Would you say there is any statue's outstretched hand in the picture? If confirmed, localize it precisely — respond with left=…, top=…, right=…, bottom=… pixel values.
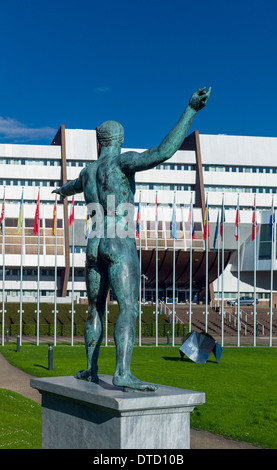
left=51, top=188, right=65, bottom=198
left=189, top=87, right=211, bottom=112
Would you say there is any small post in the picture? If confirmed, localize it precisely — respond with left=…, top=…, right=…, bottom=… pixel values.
left=182, top=325, right=186, bottom=343
left=48, top=343, right=53, bottom=371
left=167, top=330, right=170, bottom=344
left=6, top=328, right=9, bottom=343
left=16, top=333, right=20, bottom=352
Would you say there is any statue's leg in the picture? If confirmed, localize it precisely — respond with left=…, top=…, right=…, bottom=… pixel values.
left=76, top=256, right=109, bottom=382
left=108, top=240, right=157, bottom=392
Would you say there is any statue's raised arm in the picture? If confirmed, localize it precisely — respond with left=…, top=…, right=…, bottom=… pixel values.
left=119, top=87, right=211, bottom=173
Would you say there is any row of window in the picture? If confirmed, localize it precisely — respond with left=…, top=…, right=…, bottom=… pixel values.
left=203, top=165, right=277, bottom=174
left=0, top=268, right=85, bottom=277
left=1, top=158, right=277, bottom=175
left=205, top=186, right=277, bottom=194
left=0, top=158, right=61, bottom=166
left=156, top=164, right=195, bottom=171
left=0, top=179, right=59, bottom=187
left=136, top=183, right=193, bottom=191
left=216, top=292, right=270, bottom=300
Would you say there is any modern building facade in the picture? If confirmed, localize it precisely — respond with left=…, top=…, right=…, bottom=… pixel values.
left=1, top=126, right=277, bottom=305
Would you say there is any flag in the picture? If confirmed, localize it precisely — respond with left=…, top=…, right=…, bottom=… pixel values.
left=188, top=197, right=195, bottom=239
left=52, top=195, right=57, bottom=235
left=85, top=213, right=90, bottom=240
left=17, top=192, right=24, bottom=234
left=34, top=193, right=40, bottom=236
left=203, top=198, right=210, bottom=240
left=235, top=197, right=240, bottom=241
left=68, top=196, right=74, bottom=226
left=213, top=210, right=219, bottom=253
left=0, top=193, right=5, bottom=233
left=136, top=199, right=141, bottom=238
left=171, top=200, right=177, bottom=239
left=270, top=196, right=275, bottom=242
left=251, top=196, right=257, bottom=241
left=220, top=197, right=225, bottom=239
left=155, top=193, right=158, bottom=238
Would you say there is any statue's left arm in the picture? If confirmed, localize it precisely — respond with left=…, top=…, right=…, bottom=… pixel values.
left=119, top=87, right=211, bottom=173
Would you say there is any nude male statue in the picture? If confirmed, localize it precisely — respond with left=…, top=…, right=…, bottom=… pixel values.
left=53, top=87, right=211, bottom=391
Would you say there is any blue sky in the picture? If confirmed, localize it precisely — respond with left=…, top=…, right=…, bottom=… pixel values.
left=0, top=0, right=277, bottom=149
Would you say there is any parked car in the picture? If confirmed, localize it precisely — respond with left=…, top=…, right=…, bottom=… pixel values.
left=227, top=296, right=259, bottom=306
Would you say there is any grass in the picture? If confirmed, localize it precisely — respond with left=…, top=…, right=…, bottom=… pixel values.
left=0, top=389, right=41, bottom=449
left=1, top=343, right=277, bottom=449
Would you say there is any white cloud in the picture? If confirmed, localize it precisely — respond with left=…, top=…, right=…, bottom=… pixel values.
left=0, top=116, right=56, bottom=142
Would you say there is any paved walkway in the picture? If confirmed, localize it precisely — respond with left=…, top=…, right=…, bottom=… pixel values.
left=0, top=350, right=263, bottom=449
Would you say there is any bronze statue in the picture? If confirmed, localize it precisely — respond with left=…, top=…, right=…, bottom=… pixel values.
left=53, top=87, right=211, bottom=391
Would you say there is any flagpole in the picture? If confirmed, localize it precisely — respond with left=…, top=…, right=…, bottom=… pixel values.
left=1, top=189, right=5, bottom=346
left=221, top=193, right=225, bottom=347
left=205, top=194, right=209, bottom=332
left=172, top=191, right=176, bottom=347
left=253, top=194, right=257, bottom=347
left=19, top=189, right=24, bottom=346
left=237, top=193, right=240, bottom=348
left=217, top=220, right=220, bottom=311
left=155, top=191, right=158, bottom=347
left=36, top=189, right=40, bottom=346
left=54, top=198, right=57, bottom=347
left=139, top=191, right=142, bottom=347
left=270, top=196, right=274, bottom=347
left=189, top=192, right=193, bottom=332
left=71, top=217, right=75, bottom=347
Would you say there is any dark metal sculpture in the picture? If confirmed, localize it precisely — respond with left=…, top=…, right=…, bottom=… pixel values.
left=53, top=87, right=211, bottom=392
left=179, top=331, right=223, bottom=364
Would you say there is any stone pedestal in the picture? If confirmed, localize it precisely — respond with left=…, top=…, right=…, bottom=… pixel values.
left=31, top=374, right=205, bottom=449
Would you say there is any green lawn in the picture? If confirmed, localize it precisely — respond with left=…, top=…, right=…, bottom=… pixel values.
left=1, top=343, right=277, bottom=449
left=0, top=389, right=41, bottom=449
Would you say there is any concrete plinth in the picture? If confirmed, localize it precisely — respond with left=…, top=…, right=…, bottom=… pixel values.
left=30, top=374, right=205, bottom=449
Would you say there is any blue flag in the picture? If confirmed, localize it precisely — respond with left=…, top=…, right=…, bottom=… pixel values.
left=171, top=203, right=177, bottom=239
left=213, top=210, right=219, bottom=253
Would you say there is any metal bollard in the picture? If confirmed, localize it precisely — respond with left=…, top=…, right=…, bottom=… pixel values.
left=182, top=325, right=187, bottom=343
left=48, top=343, right=53, bottom=371
left=16, top=333, right=20, bottom=352
left=6, top=329, right=9, bottom=343
left=167, top=331, right=170, bottom=344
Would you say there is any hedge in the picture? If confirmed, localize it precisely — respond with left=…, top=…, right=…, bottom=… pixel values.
left=7, top=321, right=187, bottom=338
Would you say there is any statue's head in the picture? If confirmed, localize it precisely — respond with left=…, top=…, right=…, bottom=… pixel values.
left=97, top=120, right=124, bottom=148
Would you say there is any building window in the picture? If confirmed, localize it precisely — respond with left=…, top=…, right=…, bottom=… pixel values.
left=259, top=224, right=273, bottom=260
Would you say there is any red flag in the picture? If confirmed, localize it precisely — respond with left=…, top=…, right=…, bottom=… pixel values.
left=68, top=196, right=74, bottom=226
left=203, top=206, right=209, bottom=240
left=235, top=206, right=240, bottom=241
left=34, top=193, right=40, bottom=236
left=251, top=196, right=257, bottom=241
left=52, top=196, right=57, bottom=235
